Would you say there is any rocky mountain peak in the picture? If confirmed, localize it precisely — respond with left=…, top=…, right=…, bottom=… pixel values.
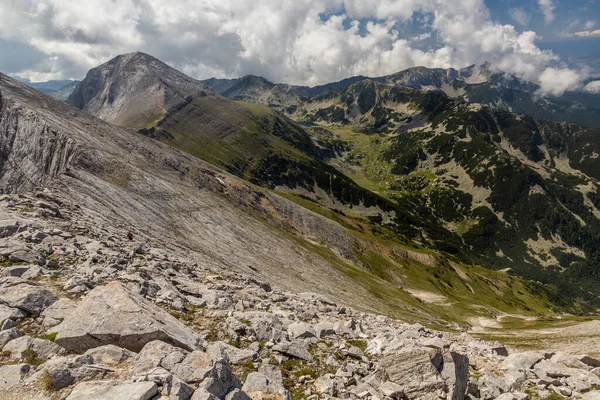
left=66, top=52, right=211, bottom=128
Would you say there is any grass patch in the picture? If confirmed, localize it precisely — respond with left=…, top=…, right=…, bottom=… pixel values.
left=39, top=332, right=58, bottom=342
left=22, top=349, right=44, bottom=367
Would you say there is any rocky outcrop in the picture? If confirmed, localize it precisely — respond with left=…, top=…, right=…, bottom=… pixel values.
left=53, top=282, right=203, bottom=353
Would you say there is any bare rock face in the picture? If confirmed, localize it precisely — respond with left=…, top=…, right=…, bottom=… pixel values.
left=379, top=347, right=468, bottom=400
left=65, top=380, right=158, bottom=400
left=66, top=52, right=211, bottom=128
left=53, top=282, right=203, bottom=353
left=0, top=278, right=58, bottom=316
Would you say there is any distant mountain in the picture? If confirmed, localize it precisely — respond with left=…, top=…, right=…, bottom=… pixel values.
left=66, top=53, right=413, bottom=230
left=67, top=52, right=212, bottom=128
left=17, top=79, right=80, bottom=100
left=70, top=53, right=600, bottom=309
left=206, top=64, right=600, bottom=128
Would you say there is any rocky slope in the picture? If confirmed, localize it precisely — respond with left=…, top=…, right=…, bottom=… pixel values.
left=65, top=54, right=600, bottom=309
left=2, top=194, right=600, bottom=400
left=2, top=56, right=600, bottom=399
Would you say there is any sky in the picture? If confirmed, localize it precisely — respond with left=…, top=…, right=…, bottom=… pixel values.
left=0, top=0, right=599, bottom=96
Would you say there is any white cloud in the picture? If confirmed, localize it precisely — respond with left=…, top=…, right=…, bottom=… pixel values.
left=573, top=29, right=600, bottom=38
left=509, top=8, right=531, bottom=27
left=584, top=81, right=600, bottom=94
left=537, top=68, right=586, bottom=97
left=0, top=0, right=589, bottom=98
left=585, top=20, right=597, bottom=30
left=538, top=0, right=555, bottom=24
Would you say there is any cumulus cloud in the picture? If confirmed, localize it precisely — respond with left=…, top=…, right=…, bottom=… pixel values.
left=537, top=68, right=586, bottom=96
left=538, top=0, right=555, bottom=24
left=0, top=0, right=589, bottom=97
left=509, top=8, right=531, bottom=27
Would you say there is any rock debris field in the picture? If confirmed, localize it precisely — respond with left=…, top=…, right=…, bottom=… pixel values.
left=1, top=193, right=600, bottom=400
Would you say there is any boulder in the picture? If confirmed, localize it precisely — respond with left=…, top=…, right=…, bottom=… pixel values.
left=225, top=388, right=252, bottom=400
left=580, top=355, right=600, bottom=368
left=0, top=363, right=30, bottom=389
left=33, top=354, right=104, bottom=390
left=242, top=370, right=291, bottom=400
left=134, top=340, right=187, bottom=377
left=171, top=351, right=213, bottom=383
left=2, top=335, right=64, bottom=361
left=65, top=380, right=158, bottom=400
left=0, top=327, right=23, bottom=346
left=41, top=297, right=78, bottom=327
left=314, top=322, right=336, bottom=338
left=53, top=282, right=203, bottom=353
left=287, top=322, right=315, bottom=339
left=378, top=347, right=468, bottom=400
left=347, top=345, right=365, bottom=360
left=206, top=341, right=257, bottom=365
left=198, top=359, right=241, bottom=399
left=84, top=345, right=136, bottom=367
left=0, top=278, right=57, bottom=316
left=379, top=381, right=404, bottom=398
left=314, top=373, right=339, bottom=395
left=501, top=351, right=545, bottom=371
left=271, top=340, right=313, bottom=362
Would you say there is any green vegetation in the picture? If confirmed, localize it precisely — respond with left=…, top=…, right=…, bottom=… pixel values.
left=22, top=349, right=44, bottom=367
left=39, top=332, right=58, bottom=342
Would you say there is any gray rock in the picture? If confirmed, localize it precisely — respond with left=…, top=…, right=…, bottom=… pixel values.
left=224, top=388, right=251, bottom=400
left=379, top=381, right=404, bottom=398
left=2, top=335, right=64, bottom=361
left=0, top=278, right=58, bottom=316
left=0, top=220, right=25, bottom=238
left=168, top=377, right=195, bottom=400
left=65, top=380, right=158, bottom=400
left=501, top=351, right=546, bottom=371
left=33, top=354, right=102, bottom=389
left=0, top=363, right=30, bottom=389
left=206, top=341, right=257, bottom=365
left=272, top=340, right=313, bottom=362
left=84, top=344, right=136, bottom=366
left=314, top=373, right=338, bottom=395
left=439, top=350, right=469, bottom=400
left=1, top=265, right=31, bottom=277
left=0, top=327, right=23, bottom=346
left=134, top=340, right=187, bottom=376
left=314, top=322, right=336, bottom=338
left=197, top=359, right=241, bottom=399
left=190, top=389, right=219, bottom=400
left=53, top=282, right=203, bottom=353
left=550, top=352, right=589, bottom=370
left=41, top=297, right=77, bottom=326
left=580, top=355, right=600, bottom=368
left=242, top=371, right=291, bottom=400
left=347, top=345, right=365, bottom=360
left=171, top=351, right=213, bottom=383
left=581, top=391, right=600, bottom=400
left=495, top=394, right=517, bottom=400
left=378, top=348, right=445, bottom=399
left=287, top=322, right=316, bottom=339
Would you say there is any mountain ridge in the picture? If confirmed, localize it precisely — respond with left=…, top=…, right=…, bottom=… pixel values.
left=205, top=63, right=600, bottom=128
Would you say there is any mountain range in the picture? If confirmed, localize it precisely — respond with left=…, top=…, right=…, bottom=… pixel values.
left=3, top=51, right=600, bottom=322
left=50, top=51, right=600, bottom=314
